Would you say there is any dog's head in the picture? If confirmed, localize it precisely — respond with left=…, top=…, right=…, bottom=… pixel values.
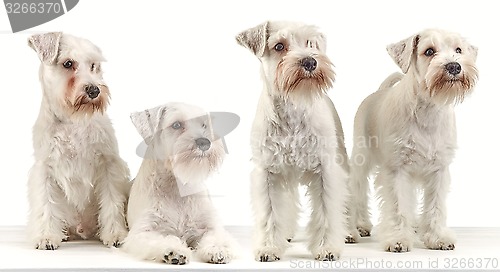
left=387, top=29, right=478, bottom=105
left=131, top=102, right=225, bottom=185
left=236, top=21, right=335, bottom=102
left=29, top=32, right=109, bottom=118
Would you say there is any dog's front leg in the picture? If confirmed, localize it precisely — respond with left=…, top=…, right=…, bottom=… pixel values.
left=27, top=162, right=68, bottom=250
left=196, top=228, right=235, bottom=264
left=95, top=155, right=130, bottom=247
left=306, top=162, right=348, bottom=261
left=122, top=228, right=191, bottom=264
left=251, top=167, right=291, bottom=262
left=421, top=167, right=456, bottom=250
left=377, top=167, right=416, bottom=252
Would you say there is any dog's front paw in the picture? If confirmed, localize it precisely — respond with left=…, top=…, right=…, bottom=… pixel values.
left=163, top=250, right=189, bottom=265
left=423, top=230, right=456, bottom=250
left=198, top=246, right=232, bottom=264
left=314, top=247, right=341, bottom=261
left=357, top=227, right=371, bottom=237
left=346, top=229, right=361, bottom=244
left=345, top=234, right=358, bottom=244
left=256, top=246, right=281, bottom=262
left=428, top=240, right=455, bottom=250
left=100, top=229, right=128, bottom=248
left=385, top=241, right=411, bottom=253
left=35, top=237, right=62, bottom=250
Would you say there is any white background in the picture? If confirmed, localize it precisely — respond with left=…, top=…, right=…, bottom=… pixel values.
left=0, top=0, right=498, bottom=228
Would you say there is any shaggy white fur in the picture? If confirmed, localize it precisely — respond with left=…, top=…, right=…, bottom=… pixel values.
left=27, top=32, right=130, bottom=250
left=349, top=29, right=478, bottom=252
left=122, top=102, right=235, bottom=265
left=237, top=21, right=350, bottom=261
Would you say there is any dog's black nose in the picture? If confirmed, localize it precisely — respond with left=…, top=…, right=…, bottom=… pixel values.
left=301, top=57, right=317, bottom=72
left=445, top=62, right=461, bottom=75
left=85, top=85, right=100, bottom=99
left=195, top=137, right=211, bottom=151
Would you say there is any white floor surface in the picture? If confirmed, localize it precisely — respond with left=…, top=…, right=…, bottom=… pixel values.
left=0, top=226, right=499, bottom=271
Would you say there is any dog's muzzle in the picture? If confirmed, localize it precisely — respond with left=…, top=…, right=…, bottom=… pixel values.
left=84, top=85, right=101, bottom=99
left=445, top=62, right=461, bottom=76
left=301, top=57, right=317, bottom=72
left=195, top=137, right=211, bottom=151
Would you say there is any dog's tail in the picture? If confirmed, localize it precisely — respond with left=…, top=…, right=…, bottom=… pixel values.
left=378, top=72, right=403, bottom=91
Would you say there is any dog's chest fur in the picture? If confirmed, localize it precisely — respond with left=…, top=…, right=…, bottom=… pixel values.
left=49, top=121, right=107, bottom=169
left=35, top=115, right=114, bottom=204
left=262, top=99, right=321, bottom=172
left=393, top=100, right=456, bottom=171
left=52, top=124, right=99, bottom=160
left=145, top=169, right=212, bottom=246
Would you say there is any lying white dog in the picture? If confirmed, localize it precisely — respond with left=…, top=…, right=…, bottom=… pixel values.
left=121, top=102, right=235, bottom=264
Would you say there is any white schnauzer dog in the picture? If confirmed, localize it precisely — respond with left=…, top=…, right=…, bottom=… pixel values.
left=27, top=32, right=131, bottom=250
left=122, top=102, right=235, bottom=265
left=349, top=29, right=478, bottom=252
left=236, top=21, right=350, bottom=261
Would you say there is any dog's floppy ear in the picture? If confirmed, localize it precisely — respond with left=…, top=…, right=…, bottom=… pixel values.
left=28, top=32, right=62, bottom=65
left=236, top=21, right=269, bottom=57
left=387, top=34, right=420, bottom=73
left=130, top=105, right=168, bottom=145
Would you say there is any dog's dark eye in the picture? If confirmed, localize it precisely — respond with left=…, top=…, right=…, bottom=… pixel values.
left=424, top=48, right=435, bottom=57
left=91, top=63, right=96, bottom=71
left=456, top=47, right=462, bottom=54
left=62, top=60, right=73, bottom=69
left=171, top=121, right=182, bottom=130
left=274, top=43, right=285, bottom=51
left=202, top=123, right=207, bottom=129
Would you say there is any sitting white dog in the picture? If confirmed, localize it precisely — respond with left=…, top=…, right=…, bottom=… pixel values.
left=121, top=102, right=235, bottom=265
left=27, top=32, right=130, bottom=250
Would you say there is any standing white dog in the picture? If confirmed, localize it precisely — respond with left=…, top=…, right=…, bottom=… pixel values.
left=122, top=102, right=235, bottom=265
left=349, top=29, right=478, bottom=252
left=27, top=32, right=131, bottom=250
left=236, top=21, right=350, bottom=261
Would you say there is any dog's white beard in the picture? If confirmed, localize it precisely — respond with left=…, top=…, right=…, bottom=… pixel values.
left=170, top=150, right=223, bottom=197
left=424, top=59, right=478, bottom=105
